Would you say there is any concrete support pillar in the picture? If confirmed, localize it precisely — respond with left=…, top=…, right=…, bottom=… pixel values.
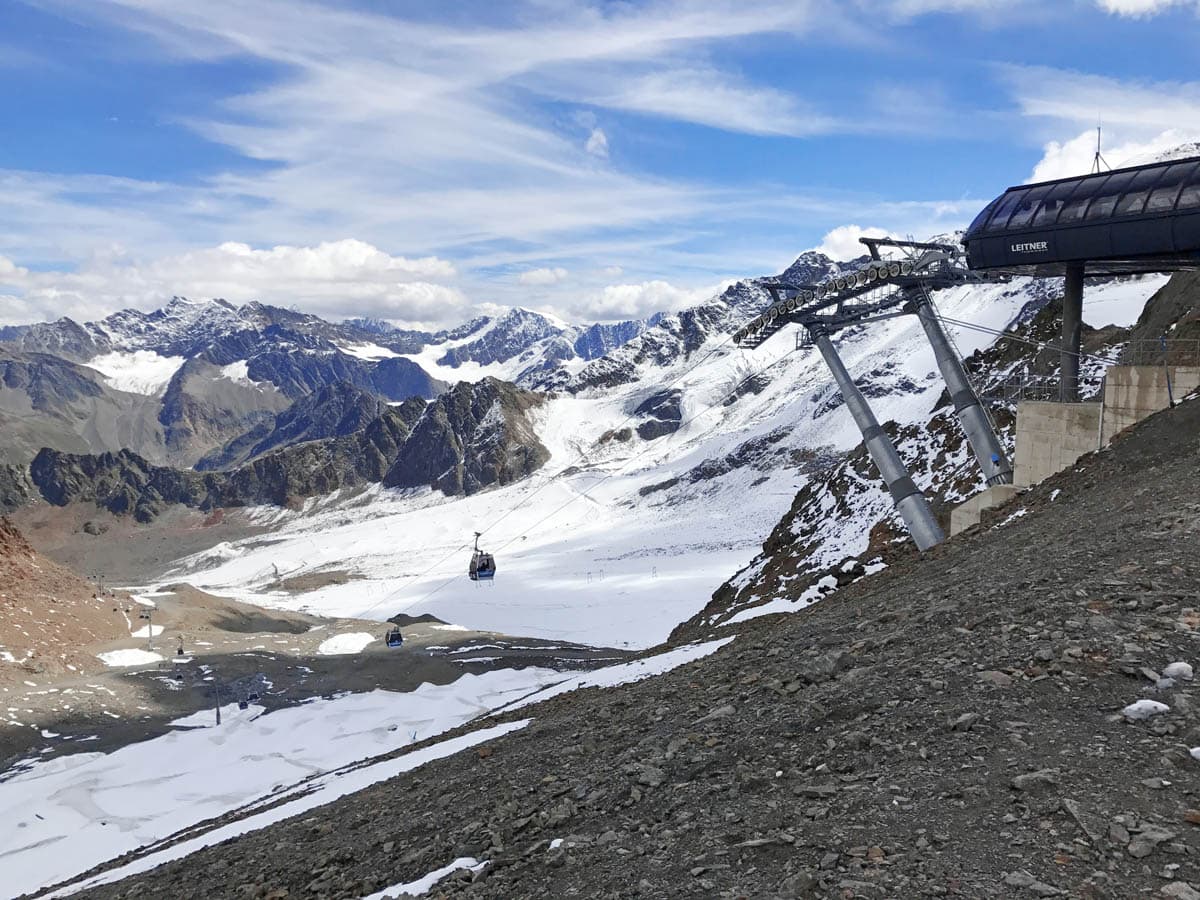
left=812, top=330, right=945, bottom=551
left=1061, top=263, right=1084, bottom=403
left=913, top=297, right=1014, bottom=486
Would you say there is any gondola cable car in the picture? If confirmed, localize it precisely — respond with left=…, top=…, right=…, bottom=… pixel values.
left=469, top=532, right=496, bottom=582
left=384, top=626, right=404, bottom=648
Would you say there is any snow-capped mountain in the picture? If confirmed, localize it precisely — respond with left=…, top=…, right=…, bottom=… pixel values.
left=0, top=299, right=660, bottom=467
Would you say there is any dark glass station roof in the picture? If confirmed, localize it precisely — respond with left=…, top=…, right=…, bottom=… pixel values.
left=963, top=156, right=1200, bottom=274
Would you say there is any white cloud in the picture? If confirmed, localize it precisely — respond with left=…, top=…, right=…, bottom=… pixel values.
left=1029, top=128, right=1200, bottom=181
left=585, top=127, right=609, bottom=158
left=518, top=266, right=569, bottom=286
left=0, top=1, right=1086, bottom=329
left=1094, top=0, right=1185, bottom=15
left=999, top=65, right=1200, bottom=182
left=569, top=279, right=733, bottom=321
left=579, top=66, right=836, bottom=137
left=0, top=240, right=465, bottom=327
left=815, top=225, right=890, bottom=261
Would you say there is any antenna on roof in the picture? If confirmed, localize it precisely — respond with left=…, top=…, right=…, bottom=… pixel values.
left=1091, top=123, right=1111, bottom=174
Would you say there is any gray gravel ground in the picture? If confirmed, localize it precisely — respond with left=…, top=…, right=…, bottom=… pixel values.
left=49, top=396, right=1200, bottom=899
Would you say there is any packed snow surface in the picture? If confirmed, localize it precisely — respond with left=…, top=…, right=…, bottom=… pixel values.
left=84, top=350, right=184, bottom=395
left=5, top=638, right=728, bottom=897
left=95, top=649, right=163, bottom=667
left=316, top=632, right=376, bottom=655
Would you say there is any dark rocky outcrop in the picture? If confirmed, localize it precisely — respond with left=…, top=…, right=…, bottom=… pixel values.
left=0, top=463, right=34, bottom=513
left=383, top=378, right=550, bottom=495
left=26, top=398, right=426, bottom=522
left=18, top=378, right=550, bottom=520
left=196, top=382, right=390, bottom=471
left=633, top=388, right=683, bottom=440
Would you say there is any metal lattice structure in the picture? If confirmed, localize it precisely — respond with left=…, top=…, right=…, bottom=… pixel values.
left=735, top=239, right=991, bottom=348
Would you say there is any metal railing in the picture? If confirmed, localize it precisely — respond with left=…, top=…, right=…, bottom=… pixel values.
left=1115, top=339, right=1200, bottom=367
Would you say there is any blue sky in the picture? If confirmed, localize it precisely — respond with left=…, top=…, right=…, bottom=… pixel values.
left=1, top=0, right=1198, bottom=327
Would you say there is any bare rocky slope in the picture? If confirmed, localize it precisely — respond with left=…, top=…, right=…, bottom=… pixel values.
left=64, top=392, right=1200, bottom=899
left=0, top=517, right=127, bottom=687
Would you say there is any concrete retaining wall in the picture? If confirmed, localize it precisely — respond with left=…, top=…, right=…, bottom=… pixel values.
left=1100, top=365, right=1200, bottom=444
left=1013, top=401, right=1102, bottom=488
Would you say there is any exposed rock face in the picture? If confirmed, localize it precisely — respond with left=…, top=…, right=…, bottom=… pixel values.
left=573, top=315, right=665, bottom=361
left=383, top=378, right=550, bottom=495
left=0, top=297, right=659, bottom=465
left=26, top=398, right=425, bottom=522
left=437, top=309, right=562, bottom=369
left=0, top=350, right=167, bottom=465
left=16, top=378, right=550, bottom=520
left=633, top=389, right=683, bottom=441
left=197, top=382, right=390, bottom=470
left=0, top=298, right=446, bottom=467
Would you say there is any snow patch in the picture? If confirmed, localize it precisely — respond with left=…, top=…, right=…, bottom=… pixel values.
left=218, top=360, right=261, bottom=385
left=96, top=649, right=164, bottom=667
left=1122, top=699, right=1170, bottom=720
left=85, top=351, right=184, bottom=396
left=1164, top=662, right=1194, bottom=681
left=338, top=341, right=401, bottom=361
left=364, top=858, right=488, bottom=899
left=316, top=632, right=376, bottom=655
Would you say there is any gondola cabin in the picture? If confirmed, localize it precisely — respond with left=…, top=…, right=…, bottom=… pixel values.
left=469, top=531, right=496, bottom=581
left=384, top=627, right=404, bottom=648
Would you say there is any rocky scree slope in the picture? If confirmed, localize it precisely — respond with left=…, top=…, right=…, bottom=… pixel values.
left=0, top=379, right=550, bottom=521
left=72, top=393, right=1200, bottom=900
left=685, top=273, right=1198, bottom=633
left=0, top=517, right=127, bottom=687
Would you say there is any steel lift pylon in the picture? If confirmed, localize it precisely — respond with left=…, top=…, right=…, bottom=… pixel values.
left=735, top=237, right=1013, bottom=551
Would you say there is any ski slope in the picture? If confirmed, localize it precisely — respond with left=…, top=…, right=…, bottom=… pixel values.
left=150, top=275, right=1171, bottom=648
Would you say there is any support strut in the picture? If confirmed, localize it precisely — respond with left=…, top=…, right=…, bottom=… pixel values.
left=1061, top=263, right=1084, bottom=402
left=912, top=296, right=1014, bottom=486
left=811, top=329, right=945, bottom=551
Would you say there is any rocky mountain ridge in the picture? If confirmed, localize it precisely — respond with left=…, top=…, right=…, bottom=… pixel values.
left=2, top=378, right=549, bottom=522
left=0, top=298, right=663, bottom=468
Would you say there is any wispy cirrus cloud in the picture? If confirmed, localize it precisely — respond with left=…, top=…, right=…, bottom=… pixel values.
left=5, top=0, right=1166, bottom=326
